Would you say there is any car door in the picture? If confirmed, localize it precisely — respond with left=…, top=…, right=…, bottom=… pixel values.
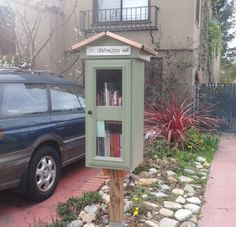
left=49, top=85, right=85, bottom=165
left=0, top=82, right=49, bottom=188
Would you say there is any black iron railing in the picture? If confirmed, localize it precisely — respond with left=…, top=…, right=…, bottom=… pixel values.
left=80, top=6, right=159, bottom=33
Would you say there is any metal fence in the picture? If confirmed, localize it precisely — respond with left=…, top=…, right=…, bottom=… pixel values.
left=194, top=83, right=236, bottom=133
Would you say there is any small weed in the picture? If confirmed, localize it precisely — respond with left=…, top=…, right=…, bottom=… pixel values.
left=57, top=191, right=101, bottom=223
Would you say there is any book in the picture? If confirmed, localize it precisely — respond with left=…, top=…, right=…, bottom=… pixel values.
left=97, top=81, right=122, bottom=106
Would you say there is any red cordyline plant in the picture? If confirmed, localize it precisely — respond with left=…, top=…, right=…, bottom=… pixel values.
left=144, top=93, right=218, bottom=147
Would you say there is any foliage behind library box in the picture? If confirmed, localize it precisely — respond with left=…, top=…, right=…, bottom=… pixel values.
left=144, top=93, right=217, bottom=148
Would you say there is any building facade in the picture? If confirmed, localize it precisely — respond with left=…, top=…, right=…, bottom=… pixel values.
left=0, top=0, right=220, bottom=101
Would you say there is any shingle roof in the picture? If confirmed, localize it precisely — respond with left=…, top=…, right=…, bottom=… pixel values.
left=71, top=31, right=158, bottom=56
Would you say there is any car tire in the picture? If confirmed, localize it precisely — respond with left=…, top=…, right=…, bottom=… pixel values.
left=27, top=146, right=61, bottom=202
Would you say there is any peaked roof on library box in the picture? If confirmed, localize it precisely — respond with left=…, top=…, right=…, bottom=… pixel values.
left=71, top=31, right=158, bottom=56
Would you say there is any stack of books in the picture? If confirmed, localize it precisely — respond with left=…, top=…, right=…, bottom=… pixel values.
left=97, top=82, right=122, bottom=106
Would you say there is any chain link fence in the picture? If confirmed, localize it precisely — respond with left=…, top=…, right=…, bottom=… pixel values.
left=194, top=83, right=236, bottom=133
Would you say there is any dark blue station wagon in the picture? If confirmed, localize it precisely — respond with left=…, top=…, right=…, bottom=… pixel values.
left=0, top=69, right=85, bottom=202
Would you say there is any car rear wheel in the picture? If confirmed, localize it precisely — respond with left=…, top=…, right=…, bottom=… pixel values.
left=27, top=146, right=61, bottom=202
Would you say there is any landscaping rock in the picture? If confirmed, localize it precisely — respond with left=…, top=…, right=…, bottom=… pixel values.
left=137, top=178, right=158, bottom=186
left=102, top=193, right=110, bottom=204
left=84, top=205, right=99, bottom=216
left=167, top=170, right=177, bottom=177
left=179, top=176, right=193, bottom=183
left=160, top=184, right=171, bottom=191
left=143, top=201, right=159, bottom=210
left=164, top=201, right=182, bottom=210
left=197, top=156, right=206, bottom=163
left=184, top=184, right=195, bottom=193
left=184, top=169, right=195, bottom=175
left=83, top=224, right=95, bottom=227
left=172, top=188, right=184, bottom=196
left=174, top=209, right=192, bottom=222
left=180, top=221, right=196, bottom=227
left=176, top=196, right=186, bottom=204
left=159, top=208, right=174, bottom=217
left=67, top=220, right=84, bottom=227
left=196, top=165, right=203, bottom=169
left=145, top=220, right=160, bottom=227
left=184, top=204, right=201, bottom=214
left=159, top=217, right=179, bottom=227
left=124, top=201, right=133, bottom=213
left=189, top=215, right=198, bottom=223
left=149, top=168, right=158, bottom=174
left=138, top=171, right=150, bottom=178
left=79, top=210, right=97, bottom=223
left=150, top=191, right=168, bottom=198
left=186, top=197, right=201, bottom=205
left=168, top=176, right=177, bottom=184
left=203, top=162, right=211, bottom=168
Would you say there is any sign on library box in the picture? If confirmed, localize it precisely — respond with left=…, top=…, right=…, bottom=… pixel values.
left=86, top=46, right=131, bottom=56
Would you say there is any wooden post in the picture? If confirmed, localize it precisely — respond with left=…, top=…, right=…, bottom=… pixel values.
left=103, top=169, right=128, bottom=227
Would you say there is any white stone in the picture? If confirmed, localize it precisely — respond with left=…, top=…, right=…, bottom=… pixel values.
left=102, top=193, right=110, bottom=204
left=174, top=209, right=192, bottom=222
left=164, top=201, right=182, bottom=210
left=147, top=211, right=152, bottom=219
left=159, top=208, right=174, bottom=217
left=179, top=176, right=193, bottom=183
left=67, top=220, right=84, bottom=227
left=137, top=178, right=158, bottom=186
left=149, top=168, right=158, bottom=173
left=172, top=188, right=184, bottom=196
left=197, top=156, right=206, bottom=163
left=180, top=221, right=196, bottom=227
left=160, top=184, right=171, bottom=191
left=83, top=224, right=95, bottom=227
left=167, top=170, right=177, bottom=177
left=186, top=197, right=201, bottom=205
left=143, top=201, right=159, bottom=210
left=79, top=210, right=96, bottom=223
left=84, top=205, right=99, bottom=216
left=184, top=169, right=195, bottom=175
left=176, top=196, right=186, bottom=204
left=159, top=217, right=179, bottom=227
left=184, top=204, right=201, bottom=214
left=196, top=165, right=203, bottom=169
left=199, top=172, right=207, bottom=176
left=142, top=194, right=148, bottom=199
left=145, top=220, right=160, bottom=227
left=203, top=162, right=211, bottom=168
left=189, top=214, right=198, bottom=223
left=150, top=191, right=168, bottom=198
left=184, top=184, right=195, bottom=193
left=124, top=201, right=133, bottom=213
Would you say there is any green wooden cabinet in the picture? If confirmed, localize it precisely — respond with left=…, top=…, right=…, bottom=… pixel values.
left=72, top=32, right=157, bottom=171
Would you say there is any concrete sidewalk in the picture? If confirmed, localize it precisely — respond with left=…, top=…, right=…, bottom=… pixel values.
left=199, top=134, right=236, bottom=227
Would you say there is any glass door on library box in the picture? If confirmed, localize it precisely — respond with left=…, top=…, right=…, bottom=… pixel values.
left=85, top=60, right=131, bottom=169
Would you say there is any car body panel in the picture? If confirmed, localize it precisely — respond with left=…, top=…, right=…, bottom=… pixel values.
left=0, top=71, right=85, bottom=191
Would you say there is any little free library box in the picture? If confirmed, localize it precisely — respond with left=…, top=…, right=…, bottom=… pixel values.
left=72, top=31, right=157, bottom=171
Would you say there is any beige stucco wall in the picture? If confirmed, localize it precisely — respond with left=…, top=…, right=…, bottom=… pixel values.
left=63, top=0, right=199, bottom=51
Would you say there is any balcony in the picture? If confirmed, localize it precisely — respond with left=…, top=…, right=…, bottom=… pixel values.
left=80, top=6, right=159, bottom=33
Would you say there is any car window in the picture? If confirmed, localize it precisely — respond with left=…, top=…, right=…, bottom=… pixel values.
left=0, top=83, right=48, bottom=117
left=50, top=85, right=83, bottom=113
